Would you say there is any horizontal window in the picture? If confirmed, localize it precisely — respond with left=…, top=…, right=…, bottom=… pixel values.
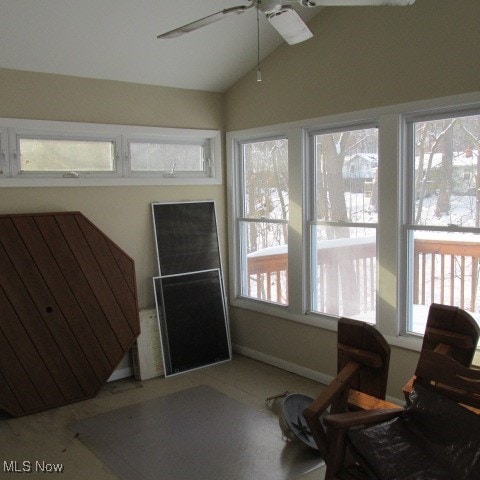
left=18, top=137, right=115, bottom=174
left=0, top=118, right=221, bottom=186
left=129, top=140, right=207, bottom=176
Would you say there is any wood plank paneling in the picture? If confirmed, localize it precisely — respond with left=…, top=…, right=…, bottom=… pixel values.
left=0, top=327, right=45, bottom=413
left=0, top=370, right=19, bottom=415
left=35, top=216, right=124, bottom=366
left=110, top=243, right=137, bottom=298
left=0, top=218, right=98, bottom=397
left=13, top=216, right=112, bottom=383
left=0, top=212, right=140, bottom=416
left=0, top=236, right=84, bottom=402
left=55, top=214, right=134, bottom=350
left=76, top=216, right=139, bottom=334
left=0, top=286, right=64, bottom=406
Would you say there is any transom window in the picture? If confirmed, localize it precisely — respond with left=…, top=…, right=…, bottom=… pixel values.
left=129, top=141, right=206, bottom=176
left=0, top=118, right=221, bottom=186
left=18, top=137, right=115, bottom=174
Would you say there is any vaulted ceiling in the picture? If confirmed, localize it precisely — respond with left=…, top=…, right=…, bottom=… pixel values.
left=0, top=0, right=321, bottom=92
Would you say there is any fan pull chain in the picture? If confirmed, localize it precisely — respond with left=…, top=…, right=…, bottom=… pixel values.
left=256, top=5, right=262, bottom=82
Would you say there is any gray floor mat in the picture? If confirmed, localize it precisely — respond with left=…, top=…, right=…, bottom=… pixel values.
left=71, top=385, right=324, bottom=480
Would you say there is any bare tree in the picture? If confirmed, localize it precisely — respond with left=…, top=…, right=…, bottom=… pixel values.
left=435, top=123, right=454, bottom=217
left=415, top=119, right=456, bottom=224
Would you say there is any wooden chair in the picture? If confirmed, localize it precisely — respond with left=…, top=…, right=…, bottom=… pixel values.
left=402, top=303, right=480, bottom=402
left=302, top=318, right=398, bottom=459
left=324, top=325, right=480, bottom=480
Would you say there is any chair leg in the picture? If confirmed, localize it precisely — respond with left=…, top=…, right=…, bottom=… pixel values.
left=325, top=427, right=348, bottom=480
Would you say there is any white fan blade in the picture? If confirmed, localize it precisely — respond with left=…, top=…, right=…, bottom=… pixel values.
left=309, top=1, right=415, bottom=6
left=267, top=6, right=313, bottom=45
left=157, top=5, right=249, bottom=39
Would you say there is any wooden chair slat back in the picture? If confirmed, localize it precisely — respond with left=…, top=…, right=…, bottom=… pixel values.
left=415, top=349, right=480, bottom=410
left=421, top=303, right=479, bottom=366
left=338, top=318, right=390, bottom=399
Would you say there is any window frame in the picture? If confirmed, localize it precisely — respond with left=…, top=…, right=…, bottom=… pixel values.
left=0, top=127, right=8, bottom=177
left=125, top=135, right=212, bottom=178
left=230, top=133, right=290, bottom=308
left=306, top=122, right=380, bottom=321
left=0, top=118, right=221, bottom=186
left=227, top=92, right=480, bottom=355
left=400, top=106, right=480, bottom=338
left=11, top=129, right=121, bottom=178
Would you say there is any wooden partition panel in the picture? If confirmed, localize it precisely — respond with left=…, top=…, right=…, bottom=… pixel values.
left=0, top=212, right=140, bottom=416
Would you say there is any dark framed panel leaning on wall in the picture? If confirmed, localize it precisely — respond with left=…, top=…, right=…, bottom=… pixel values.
left=151, top=201, right=231, bottom=376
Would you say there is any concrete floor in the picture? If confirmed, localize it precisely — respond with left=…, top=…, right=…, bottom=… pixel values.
left=0, top=355, right=326, bottom=480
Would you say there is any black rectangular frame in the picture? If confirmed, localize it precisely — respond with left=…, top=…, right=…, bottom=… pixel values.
left=151, top=201, right=231, bottom=376
left=153, top=269, right=231, bottom=376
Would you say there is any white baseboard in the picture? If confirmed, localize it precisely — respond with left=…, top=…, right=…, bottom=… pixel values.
left=233, top=343, right=334, bottom=385
left=233, top=343, right=403, bottom=406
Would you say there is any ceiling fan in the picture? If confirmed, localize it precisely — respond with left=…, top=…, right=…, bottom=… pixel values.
left=157, top=0, right=415, bottom=46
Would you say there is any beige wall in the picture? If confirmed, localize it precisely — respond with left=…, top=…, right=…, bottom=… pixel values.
left=0, top=68, right=223, bottom=128
left=0, top=68, right=226, bottom=311
left=225, top=0, right=480, bottom=399
left=225, top=0, right=480, bottom=131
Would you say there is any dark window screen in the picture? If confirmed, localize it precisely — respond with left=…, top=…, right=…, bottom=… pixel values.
left=154, top=270, right=230, bottom=376
left=152, top=202, right=221, bottom=276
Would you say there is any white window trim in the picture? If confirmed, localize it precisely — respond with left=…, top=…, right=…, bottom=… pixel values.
left=306, top=122, right=380, bottom=319
left=10, top=129, right=122, bottom=178
left=228, top=129, right=291, bottom=310
left=399, top=106, right=480, bottom=338
left=227, top=91, right=480, bottom=354
left=0, top=127, right=8, bottom=177
left=124, top=135, right=212, bottom=178
left=0, top=118, right=221, bottom=186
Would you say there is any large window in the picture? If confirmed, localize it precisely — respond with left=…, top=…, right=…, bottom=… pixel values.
left=236, top=137, right=289, bottom=306
left=228, top=93, right=480, bottom=352
left=405, top=112, right=480, bottom=334
left=309, top=126, right=378, bottom=323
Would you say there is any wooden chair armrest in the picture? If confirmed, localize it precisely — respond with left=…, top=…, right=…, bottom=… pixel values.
left=304, top=361, right=361, bottom=419
left=324, top=407, right=404, bottom=430
left=347, top=389, right=401, bottom=411
left=303, top=361, right=361, bottom=456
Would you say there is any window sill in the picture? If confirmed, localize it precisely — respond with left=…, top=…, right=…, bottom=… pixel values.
left=0, top=175, right=222, bottom=187
left=230, top=296, right=429, bottom=354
